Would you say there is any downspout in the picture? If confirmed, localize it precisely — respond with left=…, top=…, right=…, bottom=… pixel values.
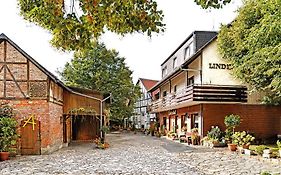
left=200, top=104, right=204, bottom=136
left=200, top=54, right=203, bottom=85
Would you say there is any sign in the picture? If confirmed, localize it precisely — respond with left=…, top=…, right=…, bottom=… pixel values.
left=22, top=115, right=37, bottom=131
left=209, top=63, right=232, bottom=70
left=168, top=109, right=177, bottom=116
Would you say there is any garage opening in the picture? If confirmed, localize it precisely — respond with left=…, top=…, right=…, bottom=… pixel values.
left=72, top=115, right=100, bottom=141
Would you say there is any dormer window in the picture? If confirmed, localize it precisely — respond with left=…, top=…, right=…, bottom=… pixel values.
left=174, top=85, right=177, bottom=93
left=163, top=91, right=167, bottom=97
left=162, top=66, right=167, bottom=78
left=173, top=57, right=178, bottom=69
left=184, top=42, right=194, bottom=60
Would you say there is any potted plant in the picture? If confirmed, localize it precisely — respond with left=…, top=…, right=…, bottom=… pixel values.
left=0, top=117, right=18, bottom=161
left=149, top=125, right=155, bottom=136
left=191, top=128, right=200, bottom=145
left=277, top=140, right=281, bottom=157
left=224, top=114, right=241, bottom=151
left=228, top=142, right=237, bottom=151
left=232, top=131, right=255, bottom=149
left=255, top=145, right=267, bottom=156
left=206, top=126, right=225, bottom=147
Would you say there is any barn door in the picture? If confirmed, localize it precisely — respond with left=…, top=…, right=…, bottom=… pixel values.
left=20, top=119, right=41, bottom=155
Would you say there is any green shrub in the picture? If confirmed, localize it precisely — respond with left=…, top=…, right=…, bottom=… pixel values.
left=232, top=131, right=255, bottom=146
left=207, top=126, right=223, bottom=141
left=255, top=145, right=267, bottom=155
left=0, top=117, right=18, bottom=152
left=277, top=140, right=281, bottom=150
left=0, top=103, right=14, bottom=118
left=224, top=114, right=241, bottom=134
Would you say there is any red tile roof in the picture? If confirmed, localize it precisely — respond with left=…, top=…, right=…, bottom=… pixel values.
left=139, top=78, right=158, bottom=91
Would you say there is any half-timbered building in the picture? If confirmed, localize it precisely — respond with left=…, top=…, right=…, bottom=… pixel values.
left=0, top=33, right=104, bottom=155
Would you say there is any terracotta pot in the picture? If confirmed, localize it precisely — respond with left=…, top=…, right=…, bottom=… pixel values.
left=0, top=152, right=10, bottom=161
left=228, top=143, right=237, bottom=151
left=242, top=144, right=250, bottom=149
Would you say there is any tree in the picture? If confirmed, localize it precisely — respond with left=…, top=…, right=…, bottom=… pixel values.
left=218, top=0, right=281, bottom=104
left=18, top=0, right=232, bottom=51
left=18, top=0, right=165, bottom=51
left=194, top=0, right=232, bottom=9
left=60, top=43, right=140, bottom=123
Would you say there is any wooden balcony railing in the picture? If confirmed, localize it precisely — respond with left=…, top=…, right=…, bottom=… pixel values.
left=148, top=84, right=247, bottom=112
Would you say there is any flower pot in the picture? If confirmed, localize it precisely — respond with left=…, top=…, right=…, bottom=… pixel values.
left=263, top=149, right=272, bottom=154
left=0, top=152, right=10, bottom=161
left=242, top=144, right=250, bottom=149
left=228, top=143, right=237, bottom=151
left=244, top=149, right=253, bottom=156
left=237, top=146, right=244, bottom=154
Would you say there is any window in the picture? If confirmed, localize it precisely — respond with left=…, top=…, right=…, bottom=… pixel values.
left=174, top=85, right=177, bottom=93
left=163, top=91, right=167, bottom=97
left=184, top=42, right=194, bottom=60
left=162, top=66, right=167, bottom=77
left=188, top=76, right=194, bottom=85
left=154, top=92, right=160, bottom=100
left=173, top=57, right=178, bottom=69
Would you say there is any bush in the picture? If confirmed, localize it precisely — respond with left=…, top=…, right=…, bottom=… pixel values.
left=0, top=103, right=14, bottom=119
left=224, top=114, right=241, bottom=134
left=207, top=126, right=224, bottom=142
left=232, top=131, right=255, bottom=147
left=0, top=117, right=18, bottom=152
left=277, top=140, right=281, bottom=150
left=100, top=126, right=110, bottom=134
left=255, top=145, right=267, bottom=155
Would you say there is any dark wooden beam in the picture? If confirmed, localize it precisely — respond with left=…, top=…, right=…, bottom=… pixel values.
left=3, top=41, right=7, bottom=97
left=6, top=66, right=26, bottom=98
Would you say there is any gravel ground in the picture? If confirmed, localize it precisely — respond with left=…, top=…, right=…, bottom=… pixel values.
left=0, top=132, right=280, bottom=175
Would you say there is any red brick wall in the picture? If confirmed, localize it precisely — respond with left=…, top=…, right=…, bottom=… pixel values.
left=47, top=102, right=63, bottom=153
left=202, top=104, right=281, bottom=139
left=158, top=105, right=201, bottom=131
left=0, top=99, right=64, bottom=154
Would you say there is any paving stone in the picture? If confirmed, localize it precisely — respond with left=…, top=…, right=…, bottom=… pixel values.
left=1, top=133, right=280, bottom=175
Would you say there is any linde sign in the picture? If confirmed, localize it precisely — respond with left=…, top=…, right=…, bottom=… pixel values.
left=209, top=63, right=232, bottom=70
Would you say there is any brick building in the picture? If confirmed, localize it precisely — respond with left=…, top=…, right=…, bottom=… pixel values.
left=148, top=31, right=281, bottom=140
left=0, top=33, right=104, bottom=154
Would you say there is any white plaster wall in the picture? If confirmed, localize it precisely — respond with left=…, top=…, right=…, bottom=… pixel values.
left=160, top=82, right=170, bottom=97
left=171, top=72, right=186, bottom=93
left=188, top=57, right=201, bottom=84
left=202, top=41, right=242, bottom=85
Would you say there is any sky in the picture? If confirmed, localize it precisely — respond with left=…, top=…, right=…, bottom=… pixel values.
left=0, top=0, right=242, bottom=83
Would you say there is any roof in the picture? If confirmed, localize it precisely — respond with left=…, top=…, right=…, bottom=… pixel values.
left=138, top=78, right=158, bottom=91
left=160, top=31, right=218, bottom=66
left=0, top=33, right=102, bottom=101
left=148, top=35, right=218, bottom=92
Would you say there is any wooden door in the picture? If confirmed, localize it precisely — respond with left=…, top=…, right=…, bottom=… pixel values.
left=20, top=119, right=41, bottom=155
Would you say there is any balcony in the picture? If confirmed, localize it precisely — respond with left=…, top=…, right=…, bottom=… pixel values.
left=149, top=84, right=247, bottom=112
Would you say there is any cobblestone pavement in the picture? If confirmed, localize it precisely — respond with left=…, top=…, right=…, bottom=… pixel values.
left=0, top=132, right=280, bottom=175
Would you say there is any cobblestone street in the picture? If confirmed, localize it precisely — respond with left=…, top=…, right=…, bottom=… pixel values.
left=0, top=132, right=280, bottom=175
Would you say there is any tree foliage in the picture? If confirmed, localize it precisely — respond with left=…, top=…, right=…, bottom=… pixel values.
left=18, top=0, right=165, bottom=51
left=194, top=0, right=232, bottom=9
left=218, top=0, right=281, bottom=104
left=18, top=0, right=233, bottom=51
left=60, top=43, right=140, bottom=122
